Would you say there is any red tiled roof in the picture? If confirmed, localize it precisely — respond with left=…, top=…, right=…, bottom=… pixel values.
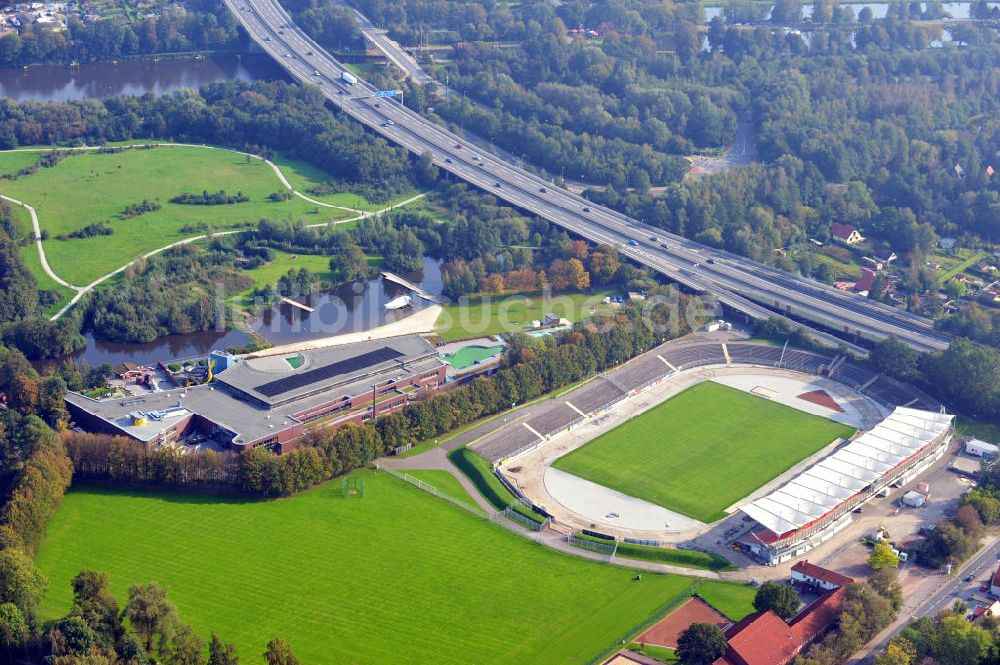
left=831, top=222, right=857, bottom=240
left=992, top=565, right=1000, bottom=588
left=791, top=561, right=855, bottom=588
left=713, top=587, right=848, bottom=665
left=855, top=268, right=877, bottom=293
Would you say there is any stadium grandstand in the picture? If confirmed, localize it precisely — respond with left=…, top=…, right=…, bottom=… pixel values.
left=472, top=338, right=940, bottom=465
left=739, top=407, right=954, bottom=564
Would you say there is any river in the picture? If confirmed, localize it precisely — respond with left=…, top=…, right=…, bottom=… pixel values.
left=705, top=1, right=998, bottom=22
left=0, top=53, right=288, bottom=102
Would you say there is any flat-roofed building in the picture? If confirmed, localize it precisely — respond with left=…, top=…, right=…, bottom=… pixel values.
left=66, top=335, right=447, bottom=453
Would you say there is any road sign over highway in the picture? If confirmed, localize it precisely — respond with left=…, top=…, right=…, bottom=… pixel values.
left=374, top=89, right=403, bottom=98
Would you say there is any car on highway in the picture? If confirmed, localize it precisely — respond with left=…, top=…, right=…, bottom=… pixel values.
left=454, top=143, right=463, bottom=149
left=494, top=182, right=502, bottom=188
left=965, top=574, right=975, bottom=582
left=582, top=206, right=591, bottom=212
left=374, top=103, right=380, bottom=108
left=472, top=154, right=480, bottom=161
left=444, top=158, right=452, bottom=164
left=707, top=258, right=716, bottom=264
left=313, top=70, right=320, bottom=76
left=263, top=35, right=271, bottom=41
left=649, top=236, right=657, bottom=241
left=539, top=187, right=547, bottom=193
left=628, top=239, right=638, bottom=246
left=380, top=120, right=395, bottom=127
left=306, top=50, right=313, bottom=55
left=981, top=583, right=990, bottom=593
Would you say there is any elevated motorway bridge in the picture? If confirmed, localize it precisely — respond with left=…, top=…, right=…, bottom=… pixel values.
left=225, top=0, right=952, bottom=354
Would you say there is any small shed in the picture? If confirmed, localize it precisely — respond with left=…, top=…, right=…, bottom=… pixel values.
left=967, top=439, right=999, bottom=459
left=902, top=491, right=926, bottom=508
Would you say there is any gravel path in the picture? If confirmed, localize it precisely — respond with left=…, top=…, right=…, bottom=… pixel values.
left=0, top=143, right=427, bottom=321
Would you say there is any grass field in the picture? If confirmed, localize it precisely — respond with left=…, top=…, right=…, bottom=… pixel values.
left=271, top=154, right=423, bottom=212
left=0, top=146, right=353, bottom=286
left=36, top=473, right=701, bottom=665
left=553, top=381, right=855, bottom=523
left=693, top=580, right=757, bottom=621
left=435, top=289, right=614, bottom=342
left=402, top=469, right=480, bottom=510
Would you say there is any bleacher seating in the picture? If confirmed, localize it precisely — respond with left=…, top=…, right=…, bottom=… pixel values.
left=726, top=343, right=784, bottom=367
left=829, top=362, right=876, bottom=389
left=781, top=348, right=830, bottom=375
left=474, top=423, right=544, bottom=463
left=569, top=378, right=627, bottom=414
left=660, top=343, right=728, bottom=370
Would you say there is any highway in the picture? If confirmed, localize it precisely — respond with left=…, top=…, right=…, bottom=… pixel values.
left=225, top=0, right=952, bottom=353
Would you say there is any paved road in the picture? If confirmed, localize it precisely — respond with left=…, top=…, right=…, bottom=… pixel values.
left=849, top=536, right=1000, bottom=664
left=226, top=0, right=952, bottom=354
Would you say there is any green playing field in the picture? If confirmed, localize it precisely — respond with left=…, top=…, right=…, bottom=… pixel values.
left=36, top=471, right=710, bottom=664
left=553, top=381, right=855, bottom=523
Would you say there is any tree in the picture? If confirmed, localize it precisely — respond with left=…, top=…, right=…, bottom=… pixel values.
left=871, top=336, right=918, bottom=380
left=753, top=581, right=799, bottom=621
left=124, top=582, right=175, bottom=652
left=329, top=241, right=369, bottom=282
left=676, top=622, right=727, bottom=664
left=869, top=542, right=901, bottom=571
left=928, top=614, right=992, bottom=665
left=208, top=633, right=239, bottom=665
left=165, top=622, right=204, bottom=665
left=875, top=637, right=916, bottom=665
left=51, top=616, right=96, bottom=655
left=70, top=569, right=121, bottom=642
left=868, top=567, right=904, bottom=611
left=414, top=151, right=439, bottom=187
left=0, top=547, right=47, bottom=621
left=264, top=638, right=300, bottom=665
left=0, top=603, right=26, bottom=650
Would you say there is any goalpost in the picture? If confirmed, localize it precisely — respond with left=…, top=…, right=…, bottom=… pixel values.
left=341, top=476, right=366, bottom=497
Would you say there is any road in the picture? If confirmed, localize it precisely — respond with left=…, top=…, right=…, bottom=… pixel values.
left=850, top=536, right=1000, bottom=664
left=225, top=0, right=952, bottom=353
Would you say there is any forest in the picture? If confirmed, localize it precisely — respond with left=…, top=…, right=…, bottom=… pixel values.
left=338, top=0, right=999, bottom=274
left=0, top=0, right=243, bottom=67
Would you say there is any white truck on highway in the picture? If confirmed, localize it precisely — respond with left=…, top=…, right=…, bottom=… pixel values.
left=340, top=71, right=358, bottom=86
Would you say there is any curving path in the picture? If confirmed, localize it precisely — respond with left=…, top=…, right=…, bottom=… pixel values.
left=0, top=143, right=426, bottom=320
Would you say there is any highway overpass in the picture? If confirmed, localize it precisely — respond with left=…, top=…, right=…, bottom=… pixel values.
left=224, top=0, right=952, bottom=353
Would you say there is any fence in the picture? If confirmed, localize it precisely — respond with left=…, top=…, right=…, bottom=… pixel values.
left=377, top=465, right=487, bottom=519
left=391, top=443, right=413, bottom=456
left=624, top=537, right=661, bottom=547
left=567, top=534, right=618, bottom=558
left=503, top=506, right=548, bottom=531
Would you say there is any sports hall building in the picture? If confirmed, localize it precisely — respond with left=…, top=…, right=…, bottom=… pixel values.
left=66, top=335, right=447, bottom=453
left=739, top=406, right=954, bottom=565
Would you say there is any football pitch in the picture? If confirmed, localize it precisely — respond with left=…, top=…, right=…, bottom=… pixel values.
left=35, top=471, right=710, bottom=664
left=552, top=381, right=856, bottom=523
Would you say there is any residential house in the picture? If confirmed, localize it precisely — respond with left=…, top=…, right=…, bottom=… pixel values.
left=831, top=223, right=864, bottom=245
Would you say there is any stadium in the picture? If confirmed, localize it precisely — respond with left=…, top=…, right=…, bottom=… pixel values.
left=470, top=336, right=953, bottom=565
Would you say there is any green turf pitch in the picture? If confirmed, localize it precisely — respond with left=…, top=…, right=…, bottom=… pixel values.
left=36, top=472, right=698, bottom=664
left=552, top=381, right=855, bottom=523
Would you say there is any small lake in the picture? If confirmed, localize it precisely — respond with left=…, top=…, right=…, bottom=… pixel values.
left=0, top=53, right=289, bottom=102
left=52, top=329, right=253, bottom=370
left=249, top=257, right=444, bottom=346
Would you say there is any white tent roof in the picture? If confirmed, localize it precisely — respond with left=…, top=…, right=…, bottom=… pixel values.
left=742, top=407, right=952, bottom=536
